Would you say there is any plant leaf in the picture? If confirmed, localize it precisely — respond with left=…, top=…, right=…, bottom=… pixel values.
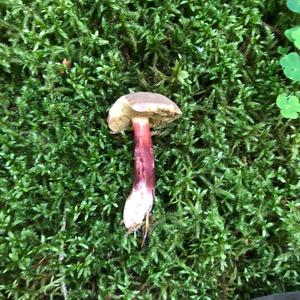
left=288, top=95, right=300, bottom=110
left=281, top=109, right=299, bottom=119
left=285, top=26, right=300, bottom=42
left=291, top=28, right=300, bottom=48
left=294, top=40, right=300, bottom=49
left=280, top=52, right=300, bottom=81
left=276, top=94, right=288, bottom=109
left=276, top=94, right=300, bottom=119
left=287, top=0, right=300, bottom=13
left=277, top=46, right=289, bottom=55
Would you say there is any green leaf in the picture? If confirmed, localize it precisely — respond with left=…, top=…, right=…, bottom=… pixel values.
left=277, top=46, right=289, bottom=55
left=177, top=70, right=189, bottom=84
left=291, top=28, right=300, bottom=48
left=171, top=59, right=189, bottom=84
left=280, top=52, right=300, bottom=81
left=276, top=94, right=288, bottom=109
left=284, top=26, right=300, bottom=42
left=287, top=0, right=300, bottom=13
left=281, top=109, right=299, bottom=119
left=276, top=94, right=300, bottom=119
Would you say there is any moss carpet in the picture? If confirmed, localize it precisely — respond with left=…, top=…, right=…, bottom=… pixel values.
left=0, top=0, right=299, bottom=299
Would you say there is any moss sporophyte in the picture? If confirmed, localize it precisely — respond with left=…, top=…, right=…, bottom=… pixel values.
left=107, top=92, right=181, bottom=244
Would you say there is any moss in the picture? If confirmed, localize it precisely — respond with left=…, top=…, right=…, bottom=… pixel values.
left=0, top=0, right=299, bottom=299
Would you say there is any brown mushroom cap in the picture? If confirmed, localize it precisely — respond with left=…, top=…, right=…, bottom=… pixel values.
left=107, top=92, right=182, bottom=133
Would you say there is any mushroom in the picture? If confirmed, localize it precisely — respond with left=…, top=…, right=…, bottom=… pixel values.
left=107, top=92, right=182, bottom=237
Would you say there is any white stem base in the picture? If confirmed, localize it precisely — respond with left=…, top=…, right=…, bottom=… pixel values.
left=123, top=183, right=153, bottom=232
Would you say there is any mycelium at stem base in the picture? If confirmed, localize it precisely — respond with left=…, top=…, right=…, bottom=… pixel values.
left=123, top=117, right=155, bottom=233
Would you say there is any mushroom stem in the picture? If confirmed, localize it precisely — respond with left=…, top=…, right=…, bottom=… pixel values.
left=132, top=117, right=155, bottom=191
left=123, top=117, right=155, bottom=232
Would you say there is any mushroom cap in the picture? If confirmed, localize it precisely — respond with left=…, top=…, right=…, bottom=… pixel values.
left=107, top=92, right=182, bottom=133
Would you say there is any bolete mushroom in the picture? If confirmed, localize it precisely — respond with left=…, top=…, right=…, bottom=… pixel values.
left=107, top=92, right=182, bottom=236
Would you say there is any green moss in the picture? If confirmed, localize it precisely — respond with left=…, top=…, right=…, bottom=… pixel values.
left=0, top=0, right=299, bottom=299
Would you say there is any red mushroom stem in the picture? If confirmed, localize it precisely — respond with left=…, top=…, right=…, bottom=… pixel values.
left=127, top=116, right=155, bottom=244
left=132, top=117, right=155, bottom=196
